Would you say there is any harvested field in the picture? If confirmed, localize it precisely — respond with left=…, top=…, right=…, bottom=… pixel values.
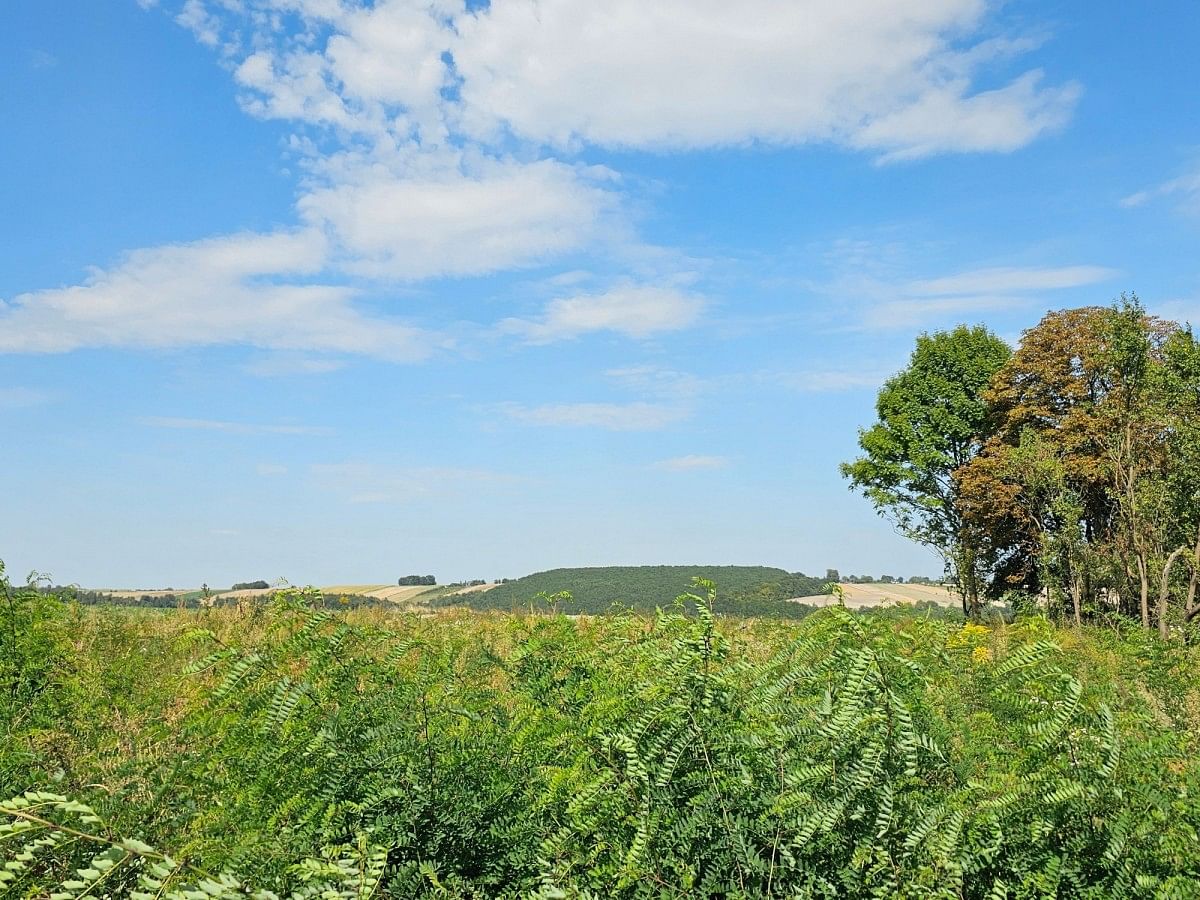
left=447, top=582, right=500, bottom=594
left=793, top=582, right=958, bottom=609
left=322, top=584, right=391, bottom=595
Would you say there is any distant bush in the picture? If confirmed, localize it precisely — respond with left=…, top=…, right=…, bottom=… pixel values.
left=398, top=574, right=436, bottom=586
left=230, top=580, right=269, bottom=590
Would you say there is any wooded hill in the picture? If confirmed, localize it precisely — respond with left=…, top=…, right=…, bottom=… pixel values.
left=432, top=565, right=830, bottom=615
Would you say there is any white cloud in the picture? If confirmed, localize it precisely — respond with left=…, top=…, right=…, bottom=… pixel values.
left=501, top=285, right=704, bottom=343
left=453, top=0, right=1077, bottom=158
left=844, top=262, right=1118, bottom=330
left=176, top=0, right=223, bottom=48
left=0, top=230, right=432, bottom=361
left=653, top=455, right=728, bottom=471
left=1121, top=166, right=1200, bottom=214
left=0, top=387, right=53, bottom=409
left=909, top=265, right=1118, bottom=296
left=300, top=157, right=618, bottom=279
left=851, top=71, right=1078, bottom=163
left=866, top=295, right=1036, bottom=329
left=140, top=416, right=332, bottom=436
left=499, top=401, right=688, bottom=430
left=35, top=0, right=1078, bottom=364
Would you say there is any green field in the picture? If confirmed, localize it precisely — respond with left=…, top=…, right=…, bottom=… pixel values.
left=4, top=572, right=1200, bottom=898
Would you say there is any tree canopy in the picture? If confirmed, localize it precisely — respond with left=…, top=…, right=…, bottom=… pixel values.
left=841, top=325, right=1012, bottom=614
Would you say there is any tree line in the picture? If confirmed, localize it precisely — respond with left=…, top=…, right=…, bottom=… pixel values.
left=844, top=296, right=1200, bottom=633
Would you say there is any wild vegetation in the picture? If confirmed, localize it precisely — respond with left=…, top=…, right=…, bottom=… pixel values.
left=5, top=562, right=1200, bottom=897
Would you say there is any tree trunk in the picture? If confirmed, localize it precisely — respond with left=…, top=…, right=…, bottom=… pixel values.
left=1137, top=553, right=1151, bottom=629
left=1187, top=525, right=1200, bottom=620
left=955, top=541, right=980, bottom=619
left=1158, top=545, right=1189, bottom=639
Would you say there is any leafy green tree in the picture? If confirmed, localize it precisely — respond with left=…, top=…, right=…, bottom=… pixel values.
left=842, top=325, right=1011, bottom=615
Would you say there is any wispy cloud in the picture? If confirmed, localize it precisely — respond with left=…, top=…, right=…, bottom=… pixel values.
left=1121, top=166, right=1200, bottom=214
left=242, top=356, right=346, bottom=377
left=653, top=454, right=728, bottom=471
left=850, top=262, right=1118, bottom=330
left=908, top=265, right=1118, bottom=296
left=141, top=416, right=332, bottom=437
left=500, top=284, right=705, bottom=343
left=499, top=401, right=689, bottom=431
left=604, top=365, right=705, bottom=400
left=28, top=49, right=58, bottom=69
left=310, top=462, right=521, bottom=504
left=768, top=370, right=891, bottom=392
left=0, top=387, right=53, bottom=409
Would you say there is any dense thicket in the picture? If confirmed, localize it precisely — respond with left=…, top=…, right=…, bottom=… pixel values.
left=4, top=567, right=1200, bottom=897
left=435, top=565, right=829, bottom=615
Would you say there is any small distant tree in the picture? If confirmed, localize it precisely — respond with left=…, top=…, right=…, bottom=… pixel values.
left=825, top=568, right=840, bottom=583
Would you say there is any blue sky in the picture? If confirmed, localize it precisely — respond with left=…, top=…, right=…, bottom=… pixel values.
left=3, top=1, right=1199, bottom=588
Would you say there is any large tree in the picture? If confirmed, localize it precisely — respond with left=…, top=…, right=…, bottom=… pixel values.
left=957, top=298, right=1200, bottom=632
left=841, top=325, right=1011, bottom=615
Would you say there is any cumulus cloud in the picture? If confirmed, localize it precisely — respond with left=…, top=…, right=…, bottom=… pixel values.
left=300, top=157, right=619, bottom=279
left=452, top=0, right=1077, bottom=157
left=500, top=285, right=704, bottom=343
left=0, top=230, right=431, bottom=360
left=17, top=0, right=1080, bottom=363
